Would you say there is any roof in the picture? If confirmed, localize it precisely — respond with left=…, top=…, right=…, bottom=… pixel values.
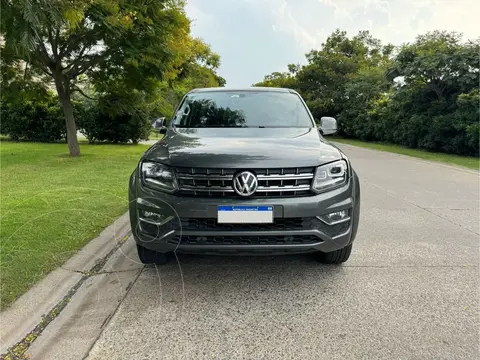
left=189, top=87, right=295, bottom=94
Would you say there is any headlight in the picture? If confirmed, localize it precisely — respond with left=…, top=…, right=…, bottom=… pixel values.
left=312, top=160, right=348, bottom=193
left=141, top=161, right=178, bottom=193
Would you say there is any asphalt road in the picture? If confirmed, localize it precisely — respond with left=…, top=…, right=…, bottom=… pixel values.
left=39, top=144, right=480, bottom=360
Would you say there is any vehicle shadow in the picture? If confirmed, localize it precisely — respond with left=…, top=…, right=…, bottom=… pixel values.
left=135, top=252, right=349, bottom=312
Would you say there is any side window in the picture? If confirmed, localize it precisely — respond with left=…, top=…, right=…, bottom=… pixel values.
left=172, top=95, right=191, bottom=125
left=178, top=105, right=191, bottom=126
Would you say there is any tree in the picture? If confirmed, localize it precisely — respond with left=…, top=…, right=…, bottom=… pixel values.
left=388, top=31, right=479, bottom=99
left=384, top=31, right=480, bottom=155
left=1, top=0, right=190, bottom=156
left=151, top=37, right=226, bottom=120
left=253, top=69, right=297, bottom=88
left=171, top=37, right=225, bottom=90
left=76, top=35, right=226, bottom=144
left=0, top=51, right=50, bottom=105
left=337, top=65, right=391, bottom=139
left=254, top=29, right=479, bottom=156
left=295, top=29, right=393, bottom=120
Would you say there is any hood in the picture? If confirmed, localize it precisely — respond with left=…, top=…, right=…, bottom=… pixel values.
left=143, top=128, right=342, bottom=168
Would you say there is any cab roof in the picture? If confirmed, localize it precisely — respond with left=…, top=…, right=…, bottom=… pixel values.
left=188, top=87, right=296, bottom=94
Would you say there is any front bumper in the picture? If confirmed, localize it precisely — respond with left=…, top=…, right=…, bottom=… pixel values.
left=128, top=171, right=360, bottom=255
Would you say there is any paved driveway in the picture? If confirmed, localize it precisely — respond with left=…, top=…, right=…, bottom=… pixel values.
left=41, top=144, right=480, bottom=359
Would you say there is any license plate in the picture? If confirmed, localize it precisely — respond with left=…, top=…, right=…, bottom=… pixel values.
left=217, top=206, right=273, bottom=223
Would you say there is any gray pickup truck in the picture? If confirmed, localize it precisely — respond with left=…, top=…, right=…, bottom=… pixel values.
left=129, top=87, right=360, bottom=264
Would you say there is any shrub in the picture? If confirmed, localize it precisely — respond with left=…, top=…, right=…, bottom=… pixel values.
left=335, top=87, right=479, bottom=157
left=0, top=100, right=66, bottom=142
left=77, top=95, right=151, bottom=144
left=455, top=89, right=480, bottom=156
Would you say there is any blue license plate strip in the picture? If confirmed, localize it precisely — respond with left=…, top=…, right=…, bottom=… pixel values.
left=217, top=206, right=273, bottom=223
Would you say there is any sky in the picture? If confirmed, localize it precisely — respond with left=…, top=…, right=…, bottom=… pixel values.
left=185, top=0, right=480, bottom=87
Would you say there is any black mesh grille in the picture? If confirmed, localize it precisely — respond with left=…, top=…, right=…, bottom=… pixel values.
left=180, top=217, right=316, bottom=231
left=168, top=235, right=320, bottom=246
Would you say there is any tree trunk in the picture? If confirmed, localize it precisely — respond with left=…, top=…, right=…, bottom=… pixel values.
left=54, top=74, right=80, bottom=157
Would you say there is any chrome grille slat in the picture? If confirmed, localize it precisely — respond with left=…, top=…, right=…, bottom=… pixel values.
left=175, top=166, right=315, bottom=198
left=177, top=174, right=233, bottom=180
left=257, top=185, right=311, bottom=192
left=258, top=174, right=313, bottom=180
left=178, top=174, right=312, bottom=181
left=180, top=185, right=235, bottom=192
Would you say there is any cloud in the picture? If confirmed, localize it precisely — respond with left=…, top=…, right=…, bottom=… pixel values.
left=184, top=0, right=479, bottom=87
left=317, top=0, right=355, bottom=20
left=259, top=0, right=321, bottom=50
left=264, top=0, right=479, bottom=53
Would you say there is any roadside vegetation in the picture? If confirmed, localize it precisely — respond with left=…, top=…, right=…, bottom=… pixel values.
left=1, top=0, right=225, bottom=152
left=0, top=0, right=225, bottom=308
left=0, top=141, right=150, bottom=309
left=255, top=30, right=479, bottom=158
left=1, top=1, right=478, bottom=308
left=332, top=138, right=479, bottom=170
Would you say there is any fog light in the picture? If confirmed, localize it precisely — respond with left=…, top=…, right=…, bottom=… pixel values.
left=317, top=210, right=350, bottom=225
left=139, top=210, right=166, bottom=224
left=327, top=210, right=347, bottom=221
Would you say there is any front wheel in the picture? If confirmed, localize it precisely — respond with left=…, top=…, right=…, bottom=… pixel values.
left=136, top=244, right=168, bottom=265
left=316, top=244, right=352, bottom=264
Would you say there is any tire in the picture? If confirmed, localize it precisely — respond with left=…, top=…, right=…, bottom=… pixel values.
left=136, top=244, right=168, bottom=265
left=317, top=244, right=352, bottom=264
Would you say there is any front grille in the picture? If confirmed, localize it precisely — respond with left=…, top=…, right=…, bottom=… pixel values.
left=179, top=217, right=350, bottom=238
left=180, top=217, right=315, bottom=231
left=139, top=216, right=350, bottom=240
left=175, top=167, right=315, bottom=198
left=168, top=235, right=319, bottom=246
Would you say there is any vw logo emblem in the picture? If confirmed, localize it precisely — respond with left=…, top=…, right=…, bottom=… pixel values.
left=233, top=171, right=258, bottom=196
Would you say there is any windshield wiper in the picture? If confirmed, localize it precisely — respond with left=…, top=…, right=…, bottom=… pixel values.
left=174, top=125, right=252, bottom=128
left=254, top=126, right=304, bottom=128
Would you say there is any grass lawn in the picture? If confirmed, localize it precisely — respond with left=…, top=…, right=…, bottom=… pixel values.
left=0, top=141, right=150, bottom=309
left=331, top=138, right=479, bottom=170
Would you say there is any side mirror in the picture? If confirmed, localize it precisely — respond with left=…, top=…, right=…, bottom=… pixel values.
left=152, top=119, right=161, bottom=129
left=319, top=117, right=337, bottom=136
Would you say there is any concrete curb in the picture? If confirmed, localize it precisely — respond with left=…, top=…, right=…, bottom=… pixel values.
left=27, top=237, right=144, bottom=360
left=0, top=212, right=131, bottom=357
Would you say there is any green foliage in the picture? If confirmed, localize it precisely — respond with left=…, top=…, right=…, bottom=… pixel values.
left=387, top=31, right=479, bottom=96
left=1, top=0, right=192, bottom=89
left=0, top=95, right=88, bottom=142
left=152, top=46, right=226, bottom=121
left=0, top=55, right=51, bottom=105
left=1, top=99, right=65, bottom=142
left=379, top=31, right=479, bottom=156
left=254, top=70, right=298, bottom=89
left=256, top=29, right=480, bottom=157
left=78, top=107, right=151, bottom=144
left=1, top=0, right=225, bottom=153
left=0, top=0, right=212, bottom=155
left=455, top=89, right=480, bottom=155
left=298, top=30, right=393, bottom=120
left=151, top=83, right=185, bottom=121
left=337, top=65, right=391, bottom=139
left=77, top=90, right=152, bottom=144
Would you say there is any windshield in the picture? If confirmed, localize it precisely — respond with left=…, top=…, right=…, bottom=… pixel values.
left=172, top=91, right=314, bottom=128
